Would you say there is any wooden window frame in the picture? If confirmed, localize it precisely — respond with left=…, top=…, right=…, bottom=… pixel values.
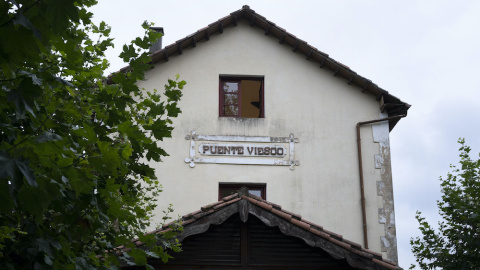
left=219, top=76, right=264, bottom=118
left=218, top=183, right=266, bottom=200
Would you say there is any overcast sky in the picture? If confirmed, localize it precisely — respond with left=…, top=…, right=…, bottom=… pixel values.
left=91, top=1, right=480, bottom=268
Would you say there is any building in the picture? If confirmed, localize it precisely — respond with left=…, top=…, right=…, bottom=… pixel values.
left=132, top=5, right=409, bottom=269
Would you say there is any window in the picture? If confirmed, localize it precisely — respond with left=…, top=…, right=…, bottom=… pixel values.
left=219, top=76, right=264, bottom=118
left=219, top=183, right=266, bottom=200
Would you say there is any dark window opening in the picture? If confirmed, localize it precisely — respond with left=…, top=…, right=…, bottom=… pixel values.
left=219, top=76, right=264, bottom=118
left=219, top=183, right=266, bottom=200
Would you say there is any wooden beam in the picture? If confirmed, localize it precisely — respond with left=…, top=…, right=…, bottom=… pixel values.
left=347, top=75, right=354, bottom=85
left=250, top=16, right=256, bottom=26
left=292, top=40, right=299, bottom=52
left=264, top=24, right=271, bottom=35
left=362, top=80, right=370, bottom=93
left=192, top=36, right=196, bottom=47
left=233, top=15, right=238, bottom=26
left=178, top=43, right=183, bottom=54
left=219, top=22, right=224, bottom=33
left=205, top=29, right=210, bottom=41
left=306, top=50, right=313, bottom=60
left=333, top=66, right=340, bottom=76
left=319, top=57, right=326, bottom=68
left=164, top=51, right=168, bottom=62
left=278, top=33, right=285, bottom=44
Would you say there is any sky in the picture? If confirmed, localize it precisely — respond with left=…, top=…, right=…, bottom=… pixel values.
left=90, top=1, right=480, bottom=268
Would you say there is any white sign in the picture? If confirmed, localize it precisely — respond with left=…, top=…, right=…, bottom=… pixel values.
left=185, top=131, right=300, bottom=170
left=199, top=144, right=287, bottom=157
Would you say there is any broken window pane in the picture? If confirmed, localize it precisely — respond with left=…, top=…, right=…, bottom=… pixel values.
left=224, top=105, right=238, bottom=116
left=224, top=94, right=238, bottom=105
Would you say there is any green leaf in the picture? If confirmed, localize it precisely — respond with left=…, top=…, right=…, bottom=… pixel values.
left=7, top=77, right=43, bottom=117
left=164, top=88, right=183, bottom=102
left=146, top=119, right=173, bottom=141
left=12, top=11, right=42, bottom=39
left=120, top=44, right=137, bottom=61
left=37, top=239, right=52, bottom=256
left=44, top=255, right=53, bottom=266
left=15, top=158, right=37, bottom=187
left=18, top=70, right=42, bottom=85
left=122, top=143, right=133, bottom=159
left=0, top=151, right=16, bottom=181
left=129, top=248, right=147, bottom=266
left=35, top=132, right=63, bottom=143
left=166, top=103, right=181, bottom=117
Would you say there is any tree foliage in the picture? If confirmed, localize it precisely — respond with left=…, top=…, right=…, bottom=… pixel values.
left=411, top=139, right=480, bottom=269
left=0, top=0, right=185, bottom=269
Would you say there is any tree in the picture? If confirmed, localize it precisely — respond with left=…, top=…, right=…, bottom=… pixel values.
left=0, top=0, right=185, bottom=269
left=410, top=139, right=480, bottom=269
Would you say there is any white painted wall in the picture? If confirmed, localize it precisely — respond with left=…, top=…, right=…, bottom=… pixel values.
left=138, top=20, right=394, bottom=258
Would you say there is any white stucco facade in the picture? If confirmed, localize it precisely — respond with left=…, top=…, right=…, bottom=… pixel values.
left=137, top=19, right=401, bottom=261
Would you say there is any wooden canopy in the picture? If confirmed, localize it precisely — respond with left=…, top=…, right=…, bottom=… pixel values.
left=122, top=188, right=401, bottom=270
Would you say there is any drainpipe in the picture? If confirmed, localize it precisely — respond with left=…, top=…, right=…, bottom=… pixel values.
left=356, top=114, right=406, bottom=249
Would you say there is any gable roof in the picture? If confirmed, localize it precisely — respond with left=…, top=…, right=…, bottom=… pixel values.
left=129, top=187, right=402, bottom=270
left=140, top=5, right=410, bottom=130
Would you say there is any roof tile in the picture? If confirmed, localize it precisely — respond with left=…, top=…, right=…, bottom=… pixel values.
left=350, top=247, right=374, bottom=260
left=212, top=201, right=228, bottom=210
left=144, top=228, right=160, bottom=235
left=225, top=197, right=242, bottom=206
left=265, top=201, right=282, bottom=209
left=309, top=227, right=331, bottom=240
left=290, top=218, right=311, bottom=231
left=161, top=227, right=172, bottom=234
left=256, top=200, right=273, bottom=211
left=222, top=193, right=239, bottom=201
left=280, top=208, right=301, bottom=220
left=213, top=197, right=241, bottom=209
left=271, top=208, right=292, bottom=221
left=162, top=220, right=176, bottom=229
left=342, top=238, right=363, bottom=249
left=180, top=218, right=196, bottom=227
left=201, top=200, right=223, bottom=211
left=362, top=248, right=383, bottom=259
left=323, top=228, right=343, bottom=239
left=183, top=209, right=203, bottom=220
left=301, top=219, right=324, bottom=230
left=329, top=237, right=351, bottom=251
left=246, top=192, right=263, bottom=201
left=193, top=209, right=215, bottom=220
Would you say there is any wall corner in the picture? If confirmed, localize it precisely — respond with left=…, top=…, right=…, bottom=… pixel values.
left=372, top=113, right=398, bottom=263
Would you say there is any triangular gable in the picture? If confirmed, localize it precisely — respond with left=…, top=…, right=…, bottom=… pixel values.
left=116, top=5, right=410, bottom=130
left=128, top=188, right=401, bottom=270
